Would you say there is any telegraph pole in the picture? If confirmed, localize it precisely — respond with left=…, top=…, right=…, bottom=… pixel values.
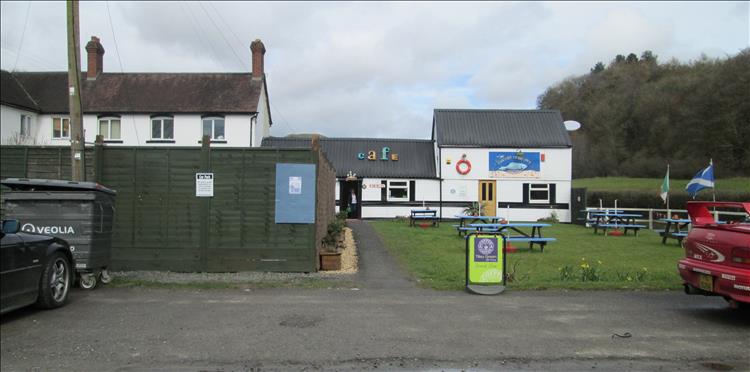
left=67, top=0, right=84, bottom=181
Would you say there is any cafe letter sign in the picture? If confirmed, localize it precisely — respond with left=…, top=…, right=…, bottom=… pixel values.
left=465, top=234, right=506, bottom=295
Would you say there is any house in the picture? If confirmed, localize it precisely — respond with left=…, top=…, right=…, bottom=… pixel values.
left=263, top=109, right=574, bottom=222
left=262, top=137, right=439, bottom=218
left=1, top=36, right=271, bottom=147
left=434, top=109, right=573, bottom=222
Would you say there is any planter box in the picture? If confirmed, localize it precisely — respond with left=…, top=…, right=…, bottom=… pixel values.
left=320, top=251, right=342, bottom=271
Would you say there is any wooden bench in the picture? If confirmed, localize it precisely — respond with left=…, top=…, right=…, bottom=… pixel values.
left=410, top=210, right=439, bottom=227
left=594, top=223, right=646, bottom=236
left=660, top=231, right=688, bottom=244
left=506, top=236, right=556, bottom=252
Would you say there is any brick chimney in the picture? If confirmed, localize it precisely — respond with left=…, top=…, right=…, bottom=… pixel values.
left=85, top=36, right=105, bottom=80
left=250, top=39, right=266, bottom=80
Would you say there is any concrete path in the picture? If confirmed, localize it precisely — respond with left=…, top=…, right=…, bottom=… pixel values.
left=348, top=219, right=417, bottom=290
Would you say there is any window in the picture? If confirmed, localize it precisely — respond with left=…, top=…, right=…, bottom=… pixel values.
left=98, top=117, right=121, bottom=140
left=388, top=181, right=409, bottom=201
left=52, top=117, right=70, bottom=139
left=20, top=115, right=31, bottom=136
left=529, top=184, right=550, bottom=204
left=202, top=117, right=225, bottom=140
left=151, top=116, right=174, bottom=140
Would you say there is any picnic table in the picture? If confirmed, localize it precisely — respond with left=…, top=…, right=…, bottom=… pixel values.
left=659, top=218, right=691, bottom=244
left=590, top=212, right=645, bottom=236
left=410, top=209, right=439, bottom=227
left=468, top=223, right=555, bottom=252
left=453, top=215, right=503, bottom=236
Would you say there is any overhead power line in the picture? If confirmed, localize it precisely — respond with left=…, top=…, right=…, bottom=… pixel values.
left=179, top=1, right=225, bottom=70
left=12, top=1, right=32, bottom=71
left=197, top=1, right=248, bottom=71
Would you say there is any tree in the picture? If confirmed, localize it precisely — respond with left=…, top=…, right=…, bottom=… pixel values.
left=537, top=49, right=750, bottom=178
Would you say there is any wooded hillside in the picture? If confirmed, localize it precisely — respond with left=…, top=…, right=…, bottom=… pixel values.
left=537, top=49, right=750, bottom=179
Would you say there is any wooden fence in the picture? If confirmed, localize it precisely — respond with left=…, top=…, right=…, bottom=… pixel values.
left=1, top=142, right=335, bottom=272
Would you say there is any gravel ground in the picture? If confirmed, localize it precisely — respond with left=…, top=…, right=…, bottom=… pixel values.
left=112, top=227, right=359, bottom=284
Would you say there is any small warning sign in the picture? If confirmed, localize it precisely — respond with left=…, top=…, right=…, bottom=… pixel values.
left=196, top=173, right=214, bottom=197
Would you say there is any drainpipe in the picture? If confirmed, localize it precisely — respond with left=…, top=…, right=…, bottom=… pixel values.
left=250, top=114, right=258, bottom=147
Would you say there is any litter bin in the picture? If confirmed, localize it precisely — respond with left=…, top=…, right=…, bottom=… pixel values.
left=1, top=178, right=117, bottom=289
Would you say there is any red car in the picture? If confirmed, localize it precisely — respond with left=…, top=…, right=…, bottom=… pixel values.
left=678, top=202, right=750, bottom=309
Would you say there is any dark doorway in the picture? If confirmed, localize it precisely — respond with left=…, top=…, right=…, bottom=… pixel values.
left=339, top=179, right=362, bottom=219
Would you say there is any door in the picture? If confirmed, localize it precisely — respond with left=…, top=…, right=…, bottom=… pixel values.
left=478, top=180, right=496, bottom=217
left=0, top=233, right=38, bottom=311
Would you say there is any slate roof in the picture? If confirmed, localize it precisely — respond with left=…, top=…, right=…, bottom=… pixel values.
left=0, top=70, right=38, bottom=111
left=433, top=109, right=572, bottom=148
left=1, top=70, right=266, bottom=115
left=262, top=137, right=437, bottom=179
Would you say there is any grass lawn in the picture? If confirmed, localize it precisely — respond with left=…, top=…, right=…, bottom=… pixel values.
left=573, top=177, right=750, bottom=192
left=371, top=220, right=686, bottom=291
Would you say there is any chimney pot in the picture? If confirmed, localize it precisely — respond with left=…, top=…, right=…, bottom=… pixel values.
left=250, top=39, right=266, bottom=80
left=85, top=36, right=105, bottom=80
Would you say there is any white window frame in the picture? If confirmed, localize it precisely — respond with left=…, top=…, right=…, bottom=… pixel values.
left=529, top=183, right=550, bottom=204
left=387, top=180, right=409, bottom=201
left=20, top=114, right=32, bottom=137
left=151, top=116, right=174, bottom=140
left=202, top=116, right=226, bottom=141
left=52, top=117, right=70, bottom=139
left=98, top=117, right=122, bottom=140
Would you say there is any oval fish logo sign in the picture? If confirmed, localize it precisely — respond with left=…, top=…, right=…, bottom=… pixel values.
left=21, top=223, right=76, bottom=235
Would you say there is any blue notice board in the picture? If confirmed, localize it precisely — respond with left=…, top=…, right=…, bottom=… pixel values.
left=275, top=163, right=317, bottom=224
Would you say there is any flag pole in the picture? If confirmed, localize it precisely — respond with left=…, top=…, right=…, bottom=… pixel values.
left=666, top=163, right=670, bottom=215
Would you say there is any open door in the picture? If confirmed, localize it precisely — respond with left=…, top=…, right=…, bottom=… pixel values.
left=340, top=180, right=362, bottom=219
left=478, top=180, right=496, bottom=217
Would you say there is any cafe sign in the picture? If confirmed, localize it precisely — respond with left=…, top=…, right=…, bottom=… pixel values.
left=466, top=234, right=506, bottom=295
left=357, top=147, right=399, bottom=161
left=489, top=151, right=540, bottom=178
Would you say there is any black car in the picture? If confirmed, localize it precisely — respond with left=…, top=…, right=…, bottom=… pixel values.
left=1, top=219, right=74, bottom=315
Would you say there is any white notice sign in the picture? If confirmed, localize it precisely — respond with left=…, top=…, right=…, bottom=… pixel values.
left=196, top=173, right=214, bottom=197
left=289, top=176, right=302, bottom=195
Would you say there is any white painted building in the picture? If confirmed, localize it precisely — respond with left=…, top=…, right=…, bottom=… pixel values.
left=1, top=37, right=271, bottom=148
left=264, top=109, right=574, bottom=222
left=434, top=109, right=573, bottom=222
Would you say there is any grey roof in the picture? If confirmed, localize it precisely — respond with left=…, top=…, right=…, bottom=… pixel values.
left=1, top=70, right=267, bottom=115
left=433, top=109, right=572, bottom=148
left=262, top=137, right=437, bottom=179
left=0, top=70, right=38, bottom=111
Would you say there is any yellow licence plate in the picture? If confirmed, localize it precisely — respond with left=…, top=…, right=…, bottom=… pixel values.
left=698, top=274, right=713, bottom=292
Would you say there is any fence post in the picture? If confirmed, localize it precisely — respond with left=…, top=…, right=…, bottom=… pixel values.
left=94, top=135, right=104, bottom=183
left=199, top=135, right=211, bottom=271
left=648, top=209, right=653, bottom=230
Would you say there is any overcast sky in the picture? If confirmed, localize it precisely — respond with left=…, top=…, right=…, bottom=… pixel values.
left=1, top=1, right=748, bottom=139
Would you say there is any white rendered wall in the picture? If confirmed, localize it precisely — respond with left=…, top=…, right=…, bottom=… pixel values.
left=25, top=113, right=255, bottom=147
left=1, top=105, right=39, bottom=144
left=440, top=147, right=572, bottom=222
left=254, top=82, right=271, bottom=147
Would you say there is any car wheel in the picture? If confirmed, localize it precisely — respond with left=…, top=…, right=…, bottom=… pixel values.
left=36, top=252, right=72, bottom=309
left=79, top=273, right=97, bottom=290
left=100, top=269, right=112, bottom=284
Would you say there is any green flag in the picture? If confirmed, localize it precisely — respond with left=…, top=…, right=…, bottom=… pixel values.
left=660, top=165, right=669, bottom=204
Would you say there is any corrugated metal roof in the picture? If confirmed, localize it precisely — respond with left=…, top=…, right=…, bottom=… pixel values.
left=262, top=137, right=437, bottom=179
left=433, top=109, right=572, bottom=148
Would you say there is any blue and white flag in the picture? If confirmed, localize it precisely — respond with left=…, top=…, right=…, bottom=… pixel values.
left=685, top=161, right=714, bottom=198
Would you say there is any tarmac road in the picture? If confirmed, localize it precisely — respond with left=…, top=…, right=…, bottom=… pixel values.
left=2, top=221, right=748, bottom=371
left=1, top=287, right=748, bottom=371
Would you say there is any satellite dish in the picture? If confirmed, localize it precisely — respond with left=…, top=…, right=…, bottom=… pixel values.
left=564, top=120, right=581, bottom=131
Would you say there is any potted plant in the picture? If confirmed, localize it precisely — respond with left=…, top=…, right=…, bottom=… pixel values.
left=320, top=219, right=345, bottom=270
left=462, top=202, right=484, bottom=216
